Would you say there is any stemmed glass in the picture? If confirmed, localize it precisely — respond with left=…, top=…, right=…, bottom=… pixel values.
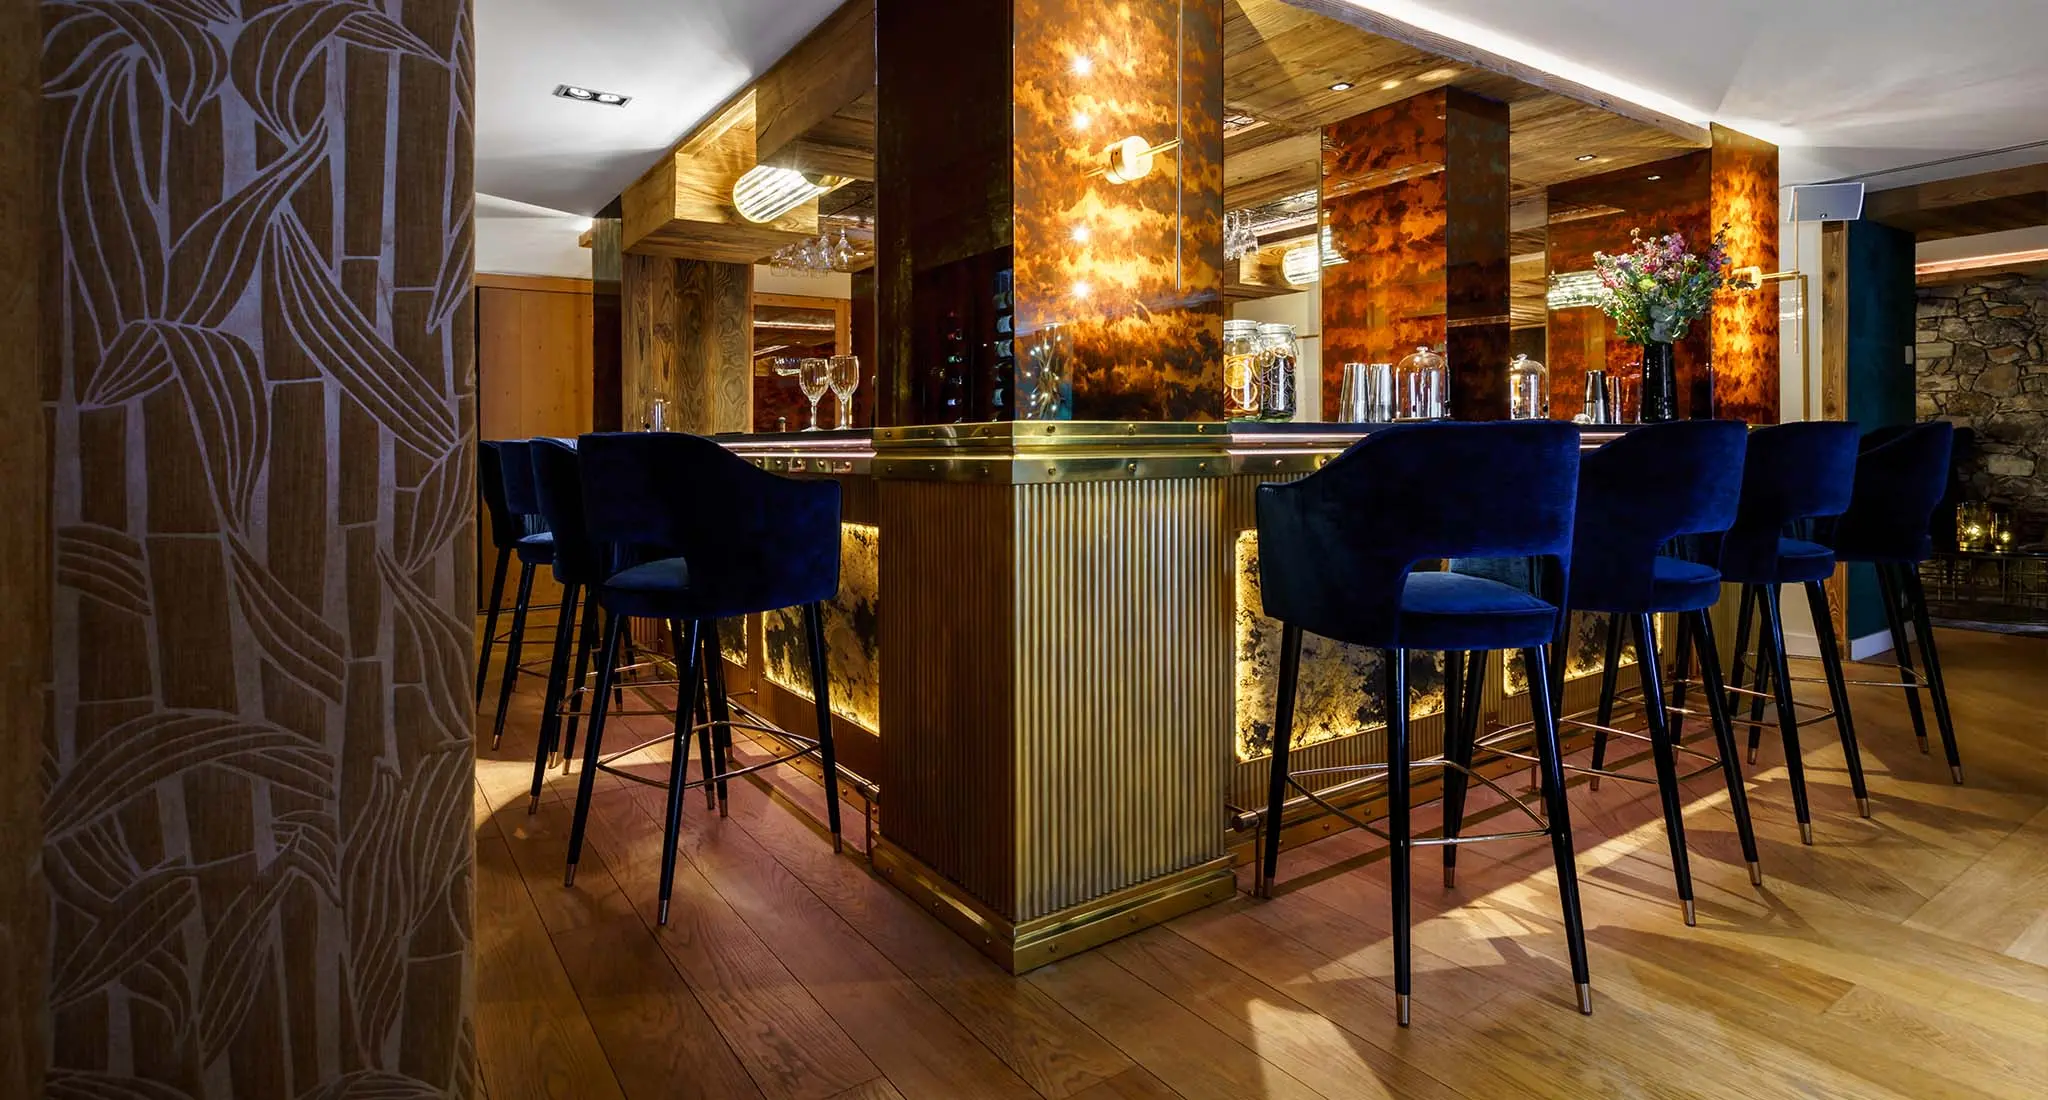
left=797, top=357, right=831, bottom=430
left=828, top=355, right=861, bottom=429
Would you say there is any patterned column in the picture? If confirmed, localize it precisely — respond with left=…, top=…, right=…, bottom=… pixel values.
left=40, top=1, right=477, bottom=1095
left=1322, top=87, right=1512, bottom=420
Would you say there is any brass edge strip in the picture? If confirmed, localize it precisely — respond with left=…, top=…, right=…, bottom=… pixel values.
left=871, top=840, right=1236, bottom=975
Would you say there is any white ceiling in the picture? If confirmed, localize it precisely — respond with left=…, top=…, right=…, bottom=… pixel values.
left=475, top=0, right=2048, bottom=223
left=477, top=0, right=844, bottom=216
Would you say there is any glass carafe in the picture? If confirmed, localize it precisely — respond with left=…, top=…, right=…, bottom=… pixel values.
left=1223, top=319, right=1263, bottom=420
left=1394, top=345, right=1447, bottom=420
left=1255, top=323, right=1299, bottom=422
left=1507, top=353, right=1549, bottom=420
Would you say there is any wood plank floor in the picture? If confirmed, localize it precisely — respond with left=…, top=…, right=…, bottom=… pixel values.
left=474, top=629, right=2048, bottom=1099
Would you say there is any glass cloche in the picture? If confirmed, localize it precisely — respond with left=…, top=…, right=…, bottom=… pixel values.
left=1394, top=345, right=1447, bottom=420
left=1507, top=353, right=1549, bottom=420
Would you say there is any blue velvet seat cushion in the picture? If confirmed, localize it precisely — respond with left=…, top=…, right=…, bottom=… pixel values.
left=514, top=529, right=554, bottom=565
left=1396, top=572, right=1560, bottom=651
left=1650, top=556, right=1722, bottom=611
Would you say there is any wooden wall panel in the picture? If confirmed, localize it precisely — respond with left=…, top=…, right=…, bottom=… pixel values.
left=623, top=251, right=680, bottom=430
left=2, top=0, right=45, bottom=1092
left=1322, top=88, right=1510, bottom=419
left=477, top=282, right=595, bottom=441
left=623, top=255, right=751, bottom=433
left=40, top=1, right=477, bottom=1096
left=591, top=208, right=624, bottom=431
left=1710, top=124, right=1781, bottom=423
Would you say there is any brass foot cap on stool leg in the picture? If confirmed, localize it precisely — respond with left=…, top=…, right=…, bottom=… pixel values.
left=1952, top=765, right=1965, bottom=785
left=1255, top=874, right=1274, bottom=900
left=1576, top=983, right=1594, bottom=1015
left=1917, top=737, right=1930, bottom=755
left=1747, top=748, right=1759, bottom=766
left=1857, top=796, right=1872, bottom=818
left=1748, top=861, right=1764, bottom=887
left=1799, top=822, right=1814, bottom=845
left=527, top=794, right=541, bottom=816
left=1589, top=776, right=1602, bottom=792
left=564, top=864, right=578, bottom=888
left=1443, top=866, right=1457, bottom=889
left=1682, top=899, right=1697, bottom=927
left=658, top=899, right=670, bottom=926
left=1396, top=994, right=1411, bottom=1027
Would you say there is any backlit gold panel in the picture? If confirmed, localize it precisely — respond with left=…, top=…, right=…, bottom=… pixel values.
left=1233, top=532, right=1446, bottom=762
left=764, top=523, right=881, bottom=732
left=1013, top=0, right=1225, bottom=420
left=1503, top=610, right=1640, bottom=694
left=719, top=616, right=750, bottom=665
left=1012, top=477, right=1231, bottom=919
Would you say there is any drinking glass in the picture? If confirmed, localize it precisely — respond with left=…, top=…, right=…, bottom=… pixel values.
left=797, top=357, right=831, bottom=430
left=828, top=355, right=861, bottom=429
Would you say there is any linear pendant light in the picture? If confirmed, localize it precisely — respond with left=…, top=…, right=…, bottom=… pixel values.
left=732, top=165, right=834, bottom=223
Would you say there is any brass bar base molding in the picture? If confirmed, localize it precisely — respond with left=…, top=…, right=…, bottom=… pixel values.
left=872, top=840, right=1237, bottom=974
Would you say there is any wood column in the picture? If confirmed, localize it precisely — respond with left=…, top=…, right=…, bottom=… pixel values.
left=40, top=2, right=476, bottom=1094
left=879, top=0, right=1224, bottom=424
left=1322, top=87, right=1511, bottom=420
left=591, top=200, right=625, bottom=431
left=2, top=0, right=45, bottom=1091
left=623, top=255, right=751, bottom=433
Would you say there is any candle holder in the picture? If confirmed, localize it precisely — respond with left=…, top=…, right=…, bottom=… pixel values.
left=1956, top=501, right=1993, bottom=552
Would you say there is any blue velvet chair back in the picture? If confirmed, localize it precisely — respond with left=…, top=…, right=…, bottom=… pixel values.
left=577, top=431, right=842, bottom=613
left=1719, top=421, right=1859, bottom=580
left=478, top=441, right=521, bottom=550
left=1255, top=421, right=1580, bottom=648
left=530, top=439, right=601, bottom=586
left=1570, top=420, right=1746, bottom=611
left=497, top=439, right=543, bottom=523
left=1825, top=421, right=1953, bottom=563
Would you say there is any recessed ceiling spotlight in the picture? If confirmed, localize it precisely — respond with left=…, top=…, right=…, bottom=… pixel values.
left=1329, top=81, right=1354, bottom=91
left=554, top=84, right=630, bottom=107
left=1576, top=154, right=1597, bottom=162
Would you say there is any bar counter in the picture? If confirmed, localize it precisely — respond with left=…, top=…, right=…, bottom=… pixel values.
left=714, top=421, right=1635, bottom=972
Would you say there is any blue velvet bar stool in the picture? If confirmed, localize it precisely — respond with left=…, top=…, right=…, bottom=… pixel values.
left=1254, top=421, right=1592, bottom=1025
left=526, top=438, right=724, bottom=815
left=1822, top=421, right=1965, bottom=782
left=487, top=439, right=557, bottom=751
left=564, top=431, right=845, bottom=925
left=477, top=441, right=520, bottom=704
left=1450, top=421, right=1763, bottom=927
left=1717, top=421, right=1867, bottom=844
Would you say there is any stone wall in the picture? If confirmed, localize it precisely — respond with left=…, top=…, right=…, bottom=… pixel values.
left=1916, top=274, right=2048, bottom=541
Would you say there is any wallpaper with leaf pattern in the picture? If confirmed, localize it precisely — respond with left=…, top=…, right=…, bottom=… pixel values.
left=42, top=0, right=476, bottom=1096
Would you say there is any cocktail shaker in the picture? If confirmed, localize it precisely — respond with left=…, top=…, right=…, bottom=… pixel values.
left=1583, top=370, right=1613, bottom=424
left=1338, top=362, right=1394, bottom=422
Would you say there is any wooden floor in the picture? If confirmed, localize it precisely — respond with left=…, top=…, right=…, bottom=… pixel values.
left=474, top=629, right=2048, bottom=1100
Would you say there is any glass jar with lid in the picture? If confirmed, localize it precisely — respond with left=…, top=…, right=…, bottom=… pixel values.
left=1223, top=319, right=1263, bottom=420
left=1394, top=345, right=1447, bottom=420
left=1255, top=322, right=1299, bottom=422
left=1507, top=353, right=1549, bottom=420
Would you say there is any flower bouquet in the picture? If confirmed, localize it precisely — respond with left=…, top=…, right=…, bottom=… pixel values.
left=1591, top=228, right=1730, bottom=421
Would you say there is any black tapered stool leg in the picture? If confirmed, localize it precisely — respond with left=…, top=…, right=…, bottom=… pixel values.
left=1804, top=580, right=1871, bottom=818
left=1875, top=563, right=1931, bottom=753
left=693, top=660, right=717, bottom=812
left=1758, top=585, right=1815, bottom=844
left=1670, top=606, right=1693, bottom=743
left=530, top=582, right=582, bottom=813
left=1727, top=582, right=1757, bottom=711
left=1903, top=568, right=1965, bottom=783
left=1746, top=588, right=1775, bottom=763
left=1632, top=614, right=1695, bottom=924
left=1526, top=644, right=1592, bottom=1014
left=1690, top=610, right=1762, bottom=885
left=1258, top=624, right=1304, bottom=898
left=559, top=598, right=600, bottom=772
left=565, top=609, right=628, bottom=886
left=478, top=545, right=511, bottom=704
left=656, top=619, right=704, bottom=925
left=803, top=603, right=844, bottom=851
left=1440, top=651, right=1476, bottom=888
left=1588, top=614, right=1625, bottom=791
left=1384, top=648, right=1414, bottom=1026
left=491, top=560, right=538, bottom=751
left=702, top=627, right=734, bottom=816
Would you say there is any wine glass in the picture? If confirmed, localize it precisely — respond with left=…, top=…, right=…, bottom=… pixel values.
left=797, top=357, right=831, bottom=430
left=828, top=355, right=860, bottom=429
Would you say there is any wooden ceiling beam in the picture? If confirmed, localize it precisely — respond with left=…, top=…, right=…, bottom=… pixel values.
left=623, top=95, right=816, bottom=265
left=755, top=0, right=877, bottom=179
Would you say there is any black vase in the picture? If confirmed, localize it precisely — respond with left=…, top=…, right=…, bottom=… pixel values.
left=1641, top=341, right=1678, bottom=423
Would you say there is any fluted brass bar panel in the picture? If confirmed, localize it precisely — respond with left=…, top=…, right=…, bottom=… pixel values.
left=1012, top=477, right=1232, bottom=919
